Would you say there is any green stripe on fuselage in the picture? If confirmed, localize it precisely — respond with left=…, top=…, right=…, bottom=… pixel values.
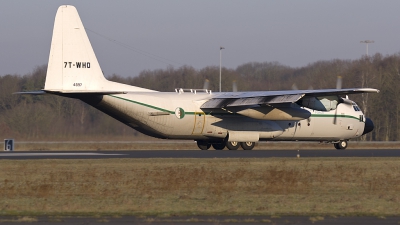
left=311, top=114, right=360, bottom=121
left=109, top=95, right=361, bottom=121
left=110, top=95, right=174, bottom=114
left=109, top=95, right=198, bottom=115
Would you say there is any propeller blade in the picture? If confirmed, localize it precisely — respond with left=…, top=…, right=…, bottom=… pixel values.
left=232, top=80, right=238, bottom=92
left=333, top=106, right=339, bottom=125
left=203, top=79, right=210, bottom=89
left=336, top=76, right=342, bottom=89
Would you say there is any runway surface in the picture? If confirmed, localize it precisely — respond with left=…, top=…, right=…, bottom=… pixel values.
left=1, top=215, right=400, bottom=225
left=1, top=149, right=400, bottom=159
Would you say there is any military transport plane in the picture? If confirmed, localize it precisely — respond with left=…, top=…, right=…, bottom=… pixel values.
left=20, top=5, right=379, bottom=150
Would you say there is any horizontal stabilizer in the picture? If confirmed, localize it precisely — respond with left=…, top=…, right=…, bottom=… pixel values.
left=13, top=91, right=46, bottom=95
left=45, top=90, right=126, bottom=94
left=14, top=90, right=127, bottom=95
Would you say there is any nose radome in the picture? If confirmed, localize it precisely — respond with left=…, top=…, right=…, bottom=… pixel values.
left=362, top=118, right=374, bottom=135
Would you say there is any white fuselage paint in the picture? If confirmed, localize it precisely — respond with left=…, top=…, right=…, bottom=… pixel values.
left=89, top=91, right=365, bottom=142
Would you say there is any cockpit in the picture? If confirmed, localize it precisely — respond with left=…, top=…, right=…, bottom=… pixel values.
left=352, top=103, right=361, bottom=112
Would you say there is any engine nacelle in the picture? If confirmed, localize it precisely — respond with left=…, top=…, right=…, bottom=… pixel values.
left=236, top=105, right=311, bottom=120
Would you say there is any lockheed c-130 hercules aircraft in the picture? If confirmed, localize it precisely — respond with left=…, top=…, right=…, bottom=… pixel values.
left=20, top=5, right=379, bottom=150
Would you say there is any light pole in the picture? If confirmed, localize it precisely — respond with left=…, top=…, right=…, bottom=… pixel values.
left=219, top=46, right=225, bottom=92
left=360, top=40, right=374, bottom=56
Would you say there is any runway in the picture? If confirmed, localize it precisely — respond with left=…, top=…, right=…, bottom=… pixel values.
left=1, top=149, right=400, bottom=159
left=1, top=215, right=399, bottom=225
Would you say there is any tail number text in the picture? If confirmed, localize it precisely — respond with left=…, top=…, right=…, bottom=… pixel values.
left=64, top=62, right=91, bottom=68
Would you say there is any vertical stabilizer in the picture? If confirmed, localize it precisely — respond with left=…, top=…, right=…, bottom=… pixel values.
left=45, top=5, right=153, bottom=93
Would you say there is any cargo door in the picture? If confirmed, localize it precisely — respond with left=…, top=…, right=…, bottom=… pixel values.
left=192, top=112, right=205, bottom=134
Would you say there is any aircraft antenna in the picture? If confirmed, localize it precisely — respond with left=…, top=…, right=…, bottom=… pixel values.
left=219, top=46, right=225, bottom=92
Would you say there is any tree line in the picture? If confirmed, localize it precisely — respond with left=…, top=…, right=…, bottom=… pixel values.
left=0, top=53, right=399, bottom=141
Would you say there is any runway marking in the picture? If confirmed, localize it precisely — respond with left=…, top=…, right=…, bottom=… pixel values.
left=0, top=153, right=126, bottom=157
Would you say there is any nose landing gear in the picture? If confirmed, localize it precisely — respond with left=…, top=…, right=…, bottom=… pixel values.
left=334, top=140, right=348, bottom=150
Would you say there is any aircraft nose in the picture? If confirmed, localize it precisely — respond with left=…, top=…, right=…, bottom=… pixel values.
left=362, top=117, right=374, bottom=135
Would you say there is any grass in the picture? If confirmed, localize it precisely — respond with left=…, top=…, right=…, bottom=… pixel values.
left=0, top=158, right=400, bottom=216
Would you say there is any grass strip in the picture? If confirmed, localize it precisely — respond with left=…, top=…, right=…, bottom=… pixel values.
left=0, top=158, right=399, bottom=216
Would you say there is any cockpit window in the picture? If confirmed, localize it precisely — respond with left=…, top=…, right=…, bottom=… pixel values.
left=352, top=103, right=361, bottom=111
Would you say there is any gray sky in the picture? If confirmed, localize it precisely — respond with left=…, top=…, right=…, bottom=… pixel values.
left=1, top=0, right=400, bottom=77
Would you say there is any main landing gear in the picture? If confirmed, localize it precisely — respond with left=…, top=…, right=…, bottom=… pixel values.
left=240, top=141, right=256, bottom=150
left=334, top=140, right=348, bottom=150
left=196, top=141, right=211, bottom=150
left=196, top=140, right=256, bottom=150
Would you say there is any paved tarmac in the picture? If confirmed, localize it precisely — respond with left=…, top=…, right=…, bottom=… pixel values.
left=1, top=215, right=399, bottom=225
left=1, top=149, right=400, bottom=159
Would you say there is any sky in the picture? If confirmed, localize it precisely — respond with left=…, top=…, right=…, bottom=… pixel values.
left=1, top=0, right=400, bottom=77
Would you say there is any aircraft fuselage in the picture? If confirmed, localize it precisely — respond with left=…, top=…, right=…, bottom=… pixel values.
left=21, top=5, right=378, bottom=151
left=82, top=91, right=367, bottom=143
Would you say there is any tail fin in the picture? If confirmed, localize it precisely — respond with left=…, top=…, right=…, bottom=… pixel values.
left=44, top=5, right=152, bottom=93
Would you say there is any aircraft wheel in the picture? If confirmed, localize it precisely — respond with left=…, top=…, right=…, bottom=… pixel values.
left=226, top=141, right=240, bottom=150
left=197, top=141, right=211, bottom=150
left=212, top=143, right=226, bottom=150
left=334, top=140, right=348, bottom=150
left=241, top=142, right=255, bottom=150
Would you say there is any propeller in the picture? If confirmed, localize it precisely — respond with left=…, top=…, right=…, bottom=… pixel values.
left=334, top=76, right=349, bottom=124
left=202, top=79, right=238, bottom=92
left=292, top=83, right=313, bottom=90
left=203, top=79, right=210, bottom=90
left=292, top=76, right=341, bottom=90
left=336, top=76, right=353, bottom=104
left=232, top=80, right=238, bottom=92
left=336, top=76, right=342, bottom=89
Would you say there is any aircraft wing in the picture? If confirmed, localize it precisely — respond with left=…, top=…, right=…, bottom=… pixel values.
left=200, top=88, right=379, bottom=109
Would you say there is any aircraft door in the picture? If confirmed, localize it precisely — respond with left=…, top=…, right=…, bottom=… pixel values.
left=192, top=112, right=205, bottom=134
